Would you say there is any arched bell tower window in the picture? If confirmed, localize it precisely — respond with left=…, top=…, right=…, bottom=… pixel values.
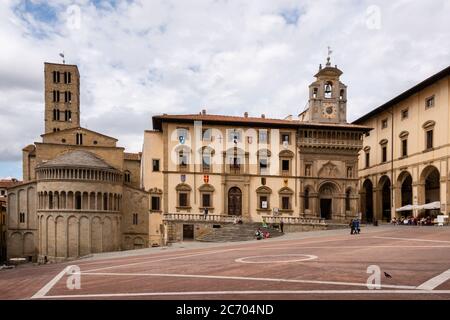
left=324, top=81, right=333, bottom=98
left=312, top=88, right=318, bottom=99
left=340, top=89, right=345, bottom=100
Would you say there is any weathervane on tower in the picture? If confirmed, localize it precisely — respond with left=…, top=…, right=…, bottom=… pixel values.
left=327, top=46, right=333, bottom=66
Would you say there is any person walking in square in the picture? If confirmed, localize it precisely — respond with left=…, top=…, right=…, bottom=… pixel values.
left=280, top=220, right=284, bottom=233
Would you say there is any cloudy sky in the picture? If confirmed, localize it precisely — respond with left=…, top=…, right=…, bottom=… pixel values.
left=1, top=0, right=450, bottom=179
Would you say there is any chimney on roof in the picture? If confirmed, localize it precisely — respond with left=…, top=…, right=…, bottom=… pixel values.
left=244, top=112, right=248, bottom=118
left=261, top=114, right=265, bottom=119
left=202, top=109, right=206, bottom=115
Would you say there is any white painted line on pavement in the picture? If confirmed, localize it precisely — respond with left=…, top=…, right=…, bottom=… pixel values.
left=373, top=236, right=450, bottom=244
left=31, top=266, right=71, bottom=299
left=32, top=289, right=450, bottom=299
left=78, top=271, right=416, bottom=290
left=417, top=269, right=450, bottom=290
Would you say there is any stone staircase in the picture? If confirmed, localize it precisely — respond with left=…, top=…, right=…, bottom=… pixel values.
left=196, top=223, right=284, bottom=242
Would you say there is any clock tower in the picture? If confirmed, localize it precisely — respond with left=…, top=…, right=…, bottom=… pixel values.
left=305, top=56, right=347, bottom=124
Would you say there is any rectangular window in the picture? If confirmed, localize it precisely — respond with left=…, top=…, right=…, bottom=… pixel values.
left=202, top=194, right=211, bottom=208
left=282, top=160, right=290, bottom=172
left=202, top=154, right=211, bottom=172
left=132, top=213, right=138, bottom=225
left=281, top=133, right=290, bottom=144
left=402, top=139, right=408, bottom=157
left=152, top=159, right=160, bottom=172
left=179, top=193, right=188, bottom=207
left=64, top=91, right=72, bottom=103
left=281, top=196, right=290, bottom=210
left=426, top=130, right=433, bottom=150
left=365, top=152, right=370, bottom=168
left=151, top=196, right=160, bottom=211
left=260, top=195, right=268, bottom=209
left=381, top=119, right=388, bottom=129
left=401, top=109, right=409, bottom=120
left=76, top=133, right=83, bottom=145
left=202, top=128, right=212, bottom=141
left=425, top=96, right=435, bottom=109
left=258, top=129, right=268, bottom=144
left=382, top=146, right=387, bottom=163
left=64, top=72, right=72, bottom=84
left=53, top=71, right=60, bottom=83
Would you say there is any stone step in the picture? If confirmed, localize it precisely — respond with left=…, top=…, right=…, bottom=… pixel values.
left=196, top=224, right=284, bottom=242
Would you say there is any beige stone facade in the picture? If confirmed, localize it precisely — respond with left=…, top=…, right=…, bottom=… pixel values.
left=7, top=62, right=149, bottom=262
left=142, top=59, right=370, bottom=242
left=354, top=66, right=450, bottom=222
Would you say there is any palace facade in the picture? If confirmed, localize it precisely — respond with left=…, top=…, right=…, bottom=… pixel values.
left=142, top=58, right=370, bottom=242
left=354, top=66, right=450, bottom=223
left=7, top=63, right=150, bottom=262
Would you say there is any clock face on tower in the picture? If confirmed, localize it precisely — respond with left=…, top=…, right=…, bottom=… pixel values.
left=322, top=102, right=337, bottom=119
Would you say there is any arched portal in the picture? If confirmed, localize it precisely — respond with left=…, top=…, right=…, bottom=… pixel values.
left=228, top=187, right=242, bottom=216
left=420, top=166, right=440, bottom=217
left=361, top=179, right=373, bottom=223
left=318, top=182, right=337, bottom=220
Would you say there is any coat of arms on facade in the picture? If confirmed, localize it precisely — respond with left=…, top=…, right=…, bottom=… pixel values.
left=179, top=135, right=185, bottom=144
left=181, top=174, right=186, bottom=182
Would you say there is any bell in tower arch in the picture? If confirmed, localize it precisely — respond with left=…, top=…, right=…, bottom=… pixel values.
left=324, top=81, right=333, bottom=98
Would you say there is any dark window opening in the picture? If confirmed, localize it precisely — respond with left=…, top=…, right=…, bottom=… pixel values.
left=281, top=196, right=290, bottom=210
left=382, top=146, right=387, bottom=163
left=75, top=194, right=82, bottom=210
left=202, top=193, right=211, bottom=208
left=151, top=196, right=160, bottom=211
left=179, top=193, right=188, bottom=207
left=132, top=213, right=138, bottom=225
left=365, top=152, right=370, bottom=168
left=282, top=159, right=290, bottom=172
left=152, top=159, right=160, bottom=172
left=426, top=130, right=433, bottom=150
left=76, top=133, right=83, bottom=145
left=53, top=71, right=60, bottom=83
left=402, top=139, right=408, bottom=157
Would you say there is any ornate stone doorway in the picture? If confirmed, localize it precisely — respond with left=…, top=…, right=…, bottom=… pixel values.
left=228, top=187, right=242, bottom=216
left=319, top=183, right=335, bottom=220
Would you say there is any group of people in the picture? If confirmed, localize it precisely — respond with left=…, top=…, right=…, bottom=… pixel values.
left=255, top=228, right=270, bottom=240
left=349, top=218, right=361, bottom=234
left=390, top=216, right=434, bottom=226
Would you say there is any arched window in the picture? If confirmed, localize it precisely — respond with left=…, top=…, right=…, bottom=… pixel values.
left=339, top=89, right=345, bottom=100
left=124, top=171, right=131, bottom=183
left=313, top=87, right=318, bottom=99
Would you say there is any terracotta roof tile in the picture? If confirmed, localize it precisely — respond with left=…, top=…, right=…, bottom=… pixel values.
left=152, top=113, right=371, bottom=131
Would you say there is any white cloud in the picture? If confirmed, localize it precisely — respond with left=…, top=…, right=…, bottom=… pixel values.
left=1, top=0, right=450, bottom=179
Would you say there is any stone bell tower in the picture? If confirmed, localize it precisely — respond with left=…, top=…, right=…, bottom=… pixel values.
left=306, top=54, right=348, bottom=124
left=44, top=62, right=80, bottom=133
